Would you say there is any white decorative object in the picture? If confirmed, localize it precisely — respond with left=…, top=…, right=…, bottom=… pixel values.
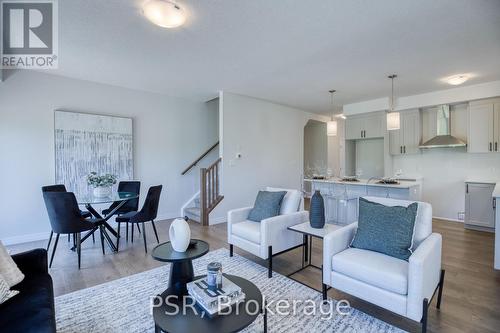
left=93, top=186, right=112, bottom=198
left=0, top=241, right=24, bottom=288
left=169, top=218, right=191, bottom=252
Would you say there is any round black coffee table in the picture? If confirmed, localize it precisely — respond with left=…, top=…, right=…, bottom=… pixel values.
left=152, top=239, right=209, bottom=295
left=153, top=274, right=266, bottom=333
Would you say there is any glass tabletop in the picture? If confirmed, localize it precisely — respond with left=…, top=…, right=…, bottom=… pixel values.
left=76, top=191, right=139, bottom=205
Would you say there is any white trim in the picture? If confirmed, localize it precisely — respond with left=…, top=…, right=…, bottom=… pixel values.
left=180, top=191, right=200, bottom=217
left=433, top=216, right=463, bottom=223
left=209, top=216, right=226, bottom=225
left=1, top=232, right=51, bottom=246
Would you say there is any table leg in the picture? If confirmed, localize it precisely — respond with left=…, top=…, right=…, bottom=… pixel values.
left=263, top=298, right=267, bottom=333
left=169, top=260, right=194, bottom=296
left=303, top=234, right=308, bottom=265
left=309, top=235, right=312, bottom=265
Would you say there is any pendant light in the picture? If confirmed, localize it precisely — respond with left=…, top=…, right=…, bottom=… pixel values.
left=387, top=74, right=400, bottom=131
left=327, top=90, right=337, bottom=136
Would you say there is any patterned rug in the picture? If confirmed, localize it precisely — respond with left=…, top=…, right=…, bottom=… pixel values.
left=55, top=248, right=405, bottom=333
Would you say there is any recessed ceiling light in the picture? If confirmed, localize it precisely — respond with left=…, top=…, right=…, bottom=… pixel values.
left=446, top=74, right=469, bottom=86
left=143, top=0, right=186, bottom=28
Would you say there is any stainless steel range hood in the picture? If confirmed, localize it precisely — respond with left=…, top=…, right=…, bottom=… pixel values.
left=419, top=105, right=467, bottom=149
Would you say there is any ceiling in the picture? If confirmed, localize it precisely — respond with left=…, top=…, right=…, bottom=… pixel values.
left=50, top=0, right=500, bottom=114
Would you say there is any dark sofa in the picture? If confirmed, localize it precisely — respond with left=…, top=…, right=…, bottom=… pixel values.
left=0, top=248, right=56, bottom=333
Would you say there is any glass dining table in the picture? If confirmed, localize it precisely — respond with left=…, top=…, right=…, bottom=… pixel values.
left=76, top=192, right=139, bottom=252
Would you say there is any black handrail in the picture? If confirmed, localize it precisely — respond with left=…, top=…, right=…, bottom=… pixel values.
left=181, top=141, right=219, bottom=175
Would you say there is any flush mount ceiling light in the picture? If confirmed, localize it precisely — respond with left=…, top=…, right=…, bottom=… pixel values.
left=327, top=90, right=338, bottom=136
left=446, top=74, right=469, bottom=86
left=387, top=74, right=400, bottom=131
left=143, top=0, right=186, bottom=28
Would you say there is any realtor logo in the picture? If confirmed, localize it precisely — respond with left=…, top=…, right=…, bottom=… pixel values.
left=1, top=0, right=58, bottom=69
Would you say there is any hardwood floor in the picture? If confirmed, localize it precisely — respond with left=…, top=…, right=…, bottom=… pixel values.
left=7, top=218, right=500, bottom=333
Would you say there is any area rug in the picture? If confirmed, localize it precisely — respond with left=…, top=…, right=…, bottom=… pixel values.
left=55, top=248, right=405, bottom=333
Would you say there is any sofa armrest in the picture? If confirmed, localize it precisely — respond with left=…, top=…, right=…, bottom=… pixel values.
left=12, top=248, right=48, bottom=276
left=260, top=211, right=309, bottom=256
left=406, top=233, right=442, bottom=322
left=227, top=206, right=253, bottom=242
left=322, top=222, right=358, bottom=284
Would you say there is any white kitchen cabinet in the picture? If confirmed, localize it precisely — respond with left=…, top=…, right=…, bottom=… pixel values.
left=389, top=109, right=421, bottom=155
left=345, top=112, right=384, bottom=140
left=468, top=100, right=500, bottom=153
left=465, top=182, right=495, bottom=230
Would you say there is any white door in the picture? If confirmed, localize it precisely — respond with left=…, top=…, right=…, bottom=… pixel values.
left=389, top=128, right=402, bottom=155
left=402, top=111, right=421, bottom=154
left=468, top=103, right=494, bottom=153
left=494, top=103, right=500, bottom=153
left=465, top=183, right=495, bottom=228
left=345, top=117, right=363, bottom=140
left=363, top=113, right=384, bottom=139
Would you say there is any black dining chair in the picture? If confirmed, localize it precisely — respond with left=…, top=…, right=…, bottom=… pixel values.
left=43, top=191, right=104, bottom=269
left=101, top=181, right=141, bottom=242
left=115, top=185, right=162, bottom=253
left=42, top=184, right=94, bottom=245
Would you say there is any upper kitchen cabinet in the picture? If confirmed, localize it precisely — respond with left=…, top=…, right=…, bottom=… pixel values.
left=468, top=99, right=500, bottom=153
left=345, top=111, right=384, bottom=140
left=389, top=109, right=421, bottom=155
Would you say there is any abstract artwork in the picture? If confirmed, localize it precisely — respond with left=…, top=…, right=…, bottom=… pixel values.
left=54, top=111, right=133, bottom=195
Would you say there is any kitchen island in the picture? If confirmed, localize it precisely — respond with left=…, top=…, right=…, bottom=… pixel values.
left=304, top=178, right=422, bottom=225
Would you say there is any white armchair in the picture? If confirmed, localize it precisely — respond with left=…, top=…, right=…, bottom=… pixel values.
left=228, top=187, right=308, bottom=277
left=322, top=196, right=445, bottom=333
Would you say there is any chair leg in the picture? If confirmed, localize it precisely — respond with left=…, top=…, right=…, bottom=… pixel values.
left=142, top=222, right=148, bottom=253
left=322, top=283, right=328, bottom=301
left=92, top=232, right=95, bottom=243
left=100, top=226, right=105, bottom=255
left=421, top=298, right=428, bottom=333
left=67, top=234, right=70, bottom=242
left=47, top=231, right=53, bottom=251
left=229, top=244, right=233, bottom=257
left=131, top=222, right=134, bottom=243
left=126, top=222, right=129, bottom=241
left=49, top=234, right=60, bottom=268
left=77, top=233, right=81, bottom=269
left=268, top=246, right=273, bottom=278
left=116, top=222, right=121, bottom=251
left=137, top=224, right=141, bottom=234
left=151, top=220, right=159, bottom=243
left=437, top=269, right=445, bottom=309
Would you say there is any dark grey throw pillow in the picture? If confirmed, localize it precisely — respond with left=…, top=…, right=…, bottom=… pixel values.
left=351, top=198, right=418, bottom=261
left=248, top=191, right=287, bottom=222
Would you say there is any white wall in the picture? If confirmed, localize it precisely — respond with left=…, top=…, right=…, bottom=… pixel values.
left=0, top=71, right=218, bottom=244
left=344, top=80, right=500, bottom=115
left=393, top=150, right=500, bottom=221
left=392, top=103, right=498, bottom=221
left=213, top=92, right=325, bottom=221
left=304, top=120, right=328, bottom=174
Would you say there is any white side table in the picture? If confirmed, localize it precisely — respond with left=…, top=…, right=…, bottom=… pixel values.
left=287, top=222, right=343, bottom=292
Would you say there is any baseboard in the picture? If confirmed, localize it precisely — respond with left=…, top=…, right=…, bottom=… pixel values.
left=209, top=216, right=226, bottom=225
left=433, top=216, right=463, bottom=223
left=1, top=232, right=51, bottom=246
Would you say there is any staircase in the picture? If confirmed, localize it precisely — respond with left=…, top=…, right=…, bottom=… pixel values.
left=181, top=143, right=223, bottom=226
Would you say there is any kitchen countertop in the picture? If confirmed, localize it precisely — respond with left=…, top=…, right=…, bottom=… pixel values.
left=304, top=178, right=421, bottom=189
left=493, top=183, right=500, bottom=197
left=465, top=179, right=499, bottom=184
